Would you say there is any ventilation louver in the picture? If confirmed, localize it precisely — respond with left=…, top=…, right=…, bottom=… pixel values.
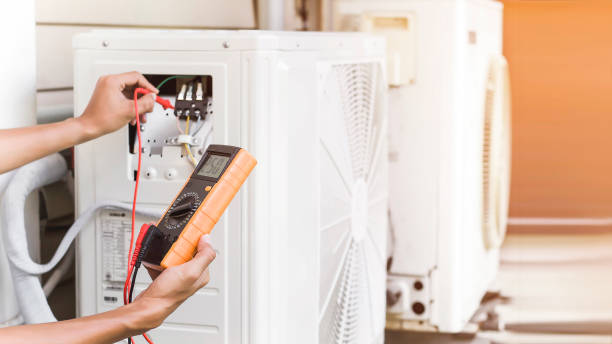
left=318, top=63, right=387, bottom=343
left=482, top=55, right=512, bottom=250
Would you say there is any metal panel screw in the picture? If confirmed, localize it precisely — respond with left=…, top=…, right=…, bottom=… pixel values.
left=102, top=40, right=109, bottom=47
left=223, top=41, right=230, bottom=48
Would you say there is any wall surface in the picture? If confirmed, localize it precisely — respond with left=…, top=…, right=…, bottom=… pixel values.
left=0, top=0, right=39, bottom=325
left=35, top=0, right=256, bottom=123
left=503, top=0, right=612, bottom=222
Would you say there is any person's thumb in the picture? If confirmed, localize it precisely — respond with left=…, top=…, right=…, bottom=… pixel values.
left=186, top=234, right=216, bottom=273
left=134, top=93, right=156, bottom=115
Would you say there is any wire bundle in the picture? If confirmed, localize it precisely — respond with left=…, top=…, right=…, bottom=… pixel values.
left=159, top=75, right=201, bottom=167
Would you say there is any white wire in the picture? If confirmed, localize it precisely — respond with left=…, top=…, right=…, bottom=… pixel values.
left=175, top=115, right=213, bottom=167
left=175, top=114, right=184, bottom=134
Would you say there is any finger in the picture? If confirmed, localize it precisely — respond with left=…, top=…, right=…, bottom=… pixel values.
left=135, top=93, right=155, bottom=115
left=196, top=234, right=215, bottom=259
left=120, top=71, right=159, bottom=94
left=138, top=74, right=159, bottom=94
left=183, top=235, right=216, bottom=276
left=140, top=113, right=147, bottom=123
left=194, top=268, right=210, bottom=289
left=192, top=235, right=216, bottom=267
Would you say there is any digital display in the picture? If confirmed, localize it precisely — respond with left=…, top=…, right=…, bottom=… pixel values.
left=197, top=154, right=230, bottom=179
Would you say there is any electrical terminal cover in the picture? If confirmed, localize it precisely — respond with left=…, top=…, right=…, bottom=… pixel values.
left=174, top=78, right=210, bottom=120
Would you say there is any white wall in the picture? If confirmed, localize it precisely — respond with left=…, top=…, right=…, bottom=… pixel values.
left=35, top=0, right=256, bottom=123
left=0, top=0, right=39, bottom=326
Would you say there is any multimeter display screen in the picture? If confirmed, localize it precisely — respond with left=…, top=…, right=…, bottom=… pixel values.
left=197, top=154, right=230, bottom=179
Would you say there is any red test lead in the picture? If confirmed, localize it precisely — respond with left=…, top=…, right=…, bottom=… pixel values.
left=134, top=87, right=175, bottom=110
left=125, top=87, right=161, bottom=344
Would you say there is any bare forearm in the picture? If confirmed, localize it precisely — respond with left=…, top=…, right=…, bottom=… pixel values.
left=0, top=231, right=215, bottom=344
left=0, top=117, right=96, bottom=174
left=0, top=301, right=164, bottom=344
left=0, top=72, right=157, bottom=174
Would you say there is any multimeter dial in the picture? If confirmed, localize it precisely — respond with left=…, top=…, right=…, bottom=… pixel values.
left=164, top=192, right=200, bottom=230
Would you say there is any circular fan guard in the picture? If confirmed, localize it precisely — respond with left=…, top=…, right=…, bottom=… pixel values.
left=482, top=55, right=512, bottom=250
left=318, top=63, right=387, bottom=344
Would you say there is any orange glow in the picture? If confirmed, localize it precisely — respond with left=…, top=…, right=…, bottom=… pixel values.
left=503, top=0, right=612, bottom=219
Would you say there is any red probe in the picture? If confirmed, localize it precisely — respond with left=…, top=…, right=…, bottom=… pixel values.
left=124, top=87, right=173, bottom=344
left=153, top=95, right=174, bottom=110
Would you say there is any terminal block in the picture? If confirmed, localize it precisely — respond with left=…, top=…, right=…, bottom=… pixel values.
left=174, top=77, right=212, bottom=120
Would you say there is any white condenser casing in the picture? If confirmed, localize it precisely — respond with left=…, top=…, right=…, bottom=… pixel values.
left=73, top=30, right=388, bottom=344
left=332, top=0, right=512, bottom=333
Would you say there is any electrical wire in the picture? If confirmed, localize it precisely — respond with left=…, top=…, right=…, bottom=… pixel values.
left=127, top=266, right=154, bottom=344
left=125, top=89, right=145, bottom=344
left=126, top=89, right=161, bottom=344
left=155, top=75, right=188, bottom=90
left=189, top=118, right=206, bottom=136
left=175, top=116, right=184, bottom=134
left=125, top=88, right=145, bottom=305
left=129, top=266, right=139, bottom=304
left=126, top=222, right=155, bottom=344
left=184, top=116, right=198, bottom=166
left=158, top=76, right=200, bottom=166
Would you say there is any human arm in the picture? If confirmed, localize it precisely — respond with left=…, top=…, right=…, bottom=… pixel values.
left=0, top=235, right=216, bottom=344
left=0, top=71, right=158, bottom=174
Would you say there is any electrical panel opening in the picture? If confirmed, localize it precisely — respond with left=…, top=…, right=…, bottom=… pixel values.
left=128, top=74, right=214, bottom=181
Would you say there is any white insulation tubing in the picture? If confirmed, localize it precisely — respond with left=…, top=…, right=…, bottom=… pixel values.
left=42, top=245, right=74, bottom=297
left=1, top=154, right=67, bottom=323
left=5, top=172, right=160, bottom=274
left=1, top=153, right=161, bottom=323
left=0, top=171, right=16, bottom=195
left=0, top=169, right=19, bottom=325
left=2, top=154, right=66, bottom=271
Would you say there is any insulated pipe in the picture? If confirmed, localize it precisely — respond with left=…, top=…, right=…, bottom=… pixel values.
left=43, top=245, right=75, bottom=297
left=1, top=154, right=67, bottom=323
left=0, top=171, right=19, bottom=326
left=1, top=153, right=162, bottom=324
left=0, top=172, right=16, bottom=194
left=7, top=196, right=161, bottom=276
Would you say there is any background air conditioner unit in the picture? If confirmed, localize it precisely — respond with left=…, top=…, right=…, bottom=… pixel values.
left=332, top=0, right=512, bottom=333
left=73, top=30, right=388, bottom=343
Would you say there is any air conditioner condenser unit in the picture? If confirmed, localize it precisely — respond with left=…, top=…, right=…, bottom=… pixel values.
left=73, top=30, right=388, bottom=343
left=332, top=0, right=512, bottom=333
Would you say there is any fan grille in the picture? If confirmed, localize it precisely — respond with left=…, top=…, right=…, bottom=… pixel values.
left=331, top=241, right=362, bottom=343
left=482, top=56, right=511, bottom=249
left=482, top=78, right=494, bottom=230
left=319, top=62, right=385, bottom=344
left=337, top=63, right=377, bottom=181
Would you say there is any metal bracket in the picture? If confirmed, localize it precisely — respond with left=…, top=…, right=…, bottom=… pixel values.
left=164, top=134, right=202, bottom=147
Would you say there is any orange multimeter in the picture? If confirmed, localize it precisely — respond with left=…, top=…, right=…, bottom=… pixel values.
left=142, top=144, right=256, bottom=270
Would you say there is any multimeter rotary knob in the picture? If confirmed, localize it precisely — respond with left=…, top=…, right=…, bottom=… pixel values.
left=142, top=145, right=257, bottom=270
left=164, top=192, right=200, bottom=229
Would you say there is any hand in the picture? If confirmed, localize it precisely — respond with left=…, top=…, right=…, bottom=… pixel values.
left=78, top=71, right=158, bottom=139
left=132, top=234, right=216, bottom=330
